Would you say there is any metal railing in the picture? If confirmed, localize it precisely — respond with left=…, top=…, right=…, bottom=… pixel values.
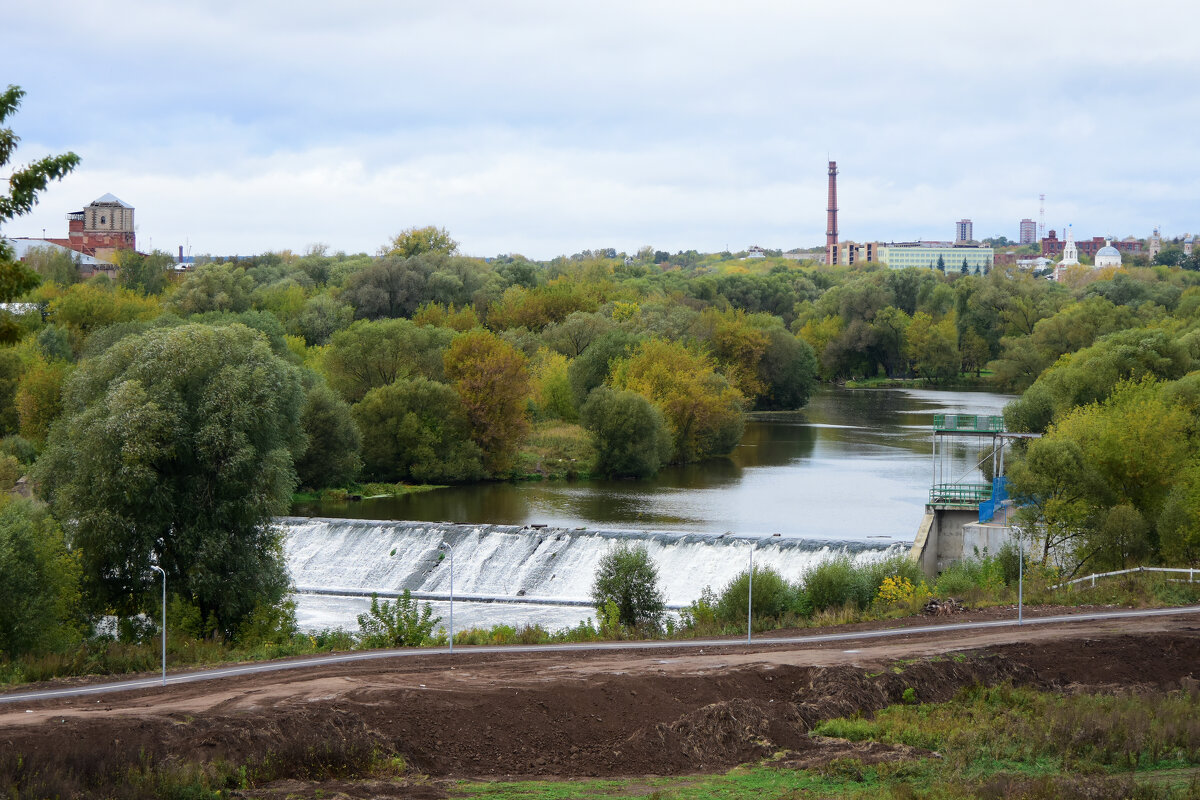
left=1052, top=566, right=1198, bottom=590
left=929, top=482, right=992, bottom=505
left=933, top=414, right=1006, bottom=433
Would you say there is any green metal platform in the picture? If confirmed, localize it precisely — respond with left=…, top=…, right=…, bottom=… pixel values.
left=932, top=414, right=1005, bottom=434
left=928, top=482, right=992, bottom=505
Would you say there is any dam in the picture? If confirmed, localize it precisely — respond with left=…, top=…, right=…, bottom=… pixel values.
left=284, top=517, right=902, bottom=632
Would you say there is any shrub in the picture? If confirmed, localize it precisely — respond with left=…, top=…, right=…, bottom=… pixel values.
left=715, top=565, right=795, bottom=624
left=580, top=386, right=672, bottom=478
left=356, top=591, right=441, bottom=648
left=590, top=542, right=666, bottom=631
left=804, top=556, right=875, bottom=612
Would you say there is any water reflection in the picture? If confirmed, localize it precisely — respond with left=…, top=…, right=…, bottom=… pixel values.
left=293, top=387, right=1013, bottom=542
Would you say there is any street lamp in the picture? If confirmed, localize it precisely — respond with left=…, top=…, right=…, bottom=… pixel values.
left=439, top=543, right=454, bottom=653
left=149, top=565, right=166, bottom=686
left=747, top=540, right=755, bottom=644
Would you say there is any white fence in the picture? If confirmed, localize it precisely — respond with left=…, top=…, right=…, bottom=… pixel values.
left=1052, top=566, right=1198, bottom=591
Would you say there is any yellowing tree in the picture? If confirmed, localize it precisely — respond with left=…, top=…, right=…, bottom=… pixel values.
left=443, top=329, right=531, bottom=473
left=611, top=339, right=745, bottom=463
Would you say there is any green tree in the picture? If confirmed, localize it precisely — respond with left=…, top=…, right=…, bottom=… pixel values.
left=322, top=318, right=453, bottom=402
left=352, top=377, right=484, bottom=483
left=0, top=499, right=82, bottom=658
left=295, top=383, right=362, bottom=489
left=116, top=249, right=172, bottom=295
left=35, top=324, right=306, bottom=636
left=716, top=565, right=794, bottom=623
left=590, top=542, right=666, bottom=630
left=383, top=226, right=459, bottom=258
left=23, top=245, right=79, bottom=286
left=443, top=329, right=531, bottom=473
left=580, top=387, right=672, bottom=478
left=293, top=293, right=354, bottom=346
left=171, top=262, right=254, bottom=315
left=567, top=329, right=640, bottom=404
left=357, top=590, right=441, bottom=647
left=0, top=85, right=78, bottom=342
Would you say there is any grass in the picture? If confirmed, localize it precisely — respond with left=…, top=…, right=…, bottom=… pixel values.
left=508, top=420, right=596, bottom=480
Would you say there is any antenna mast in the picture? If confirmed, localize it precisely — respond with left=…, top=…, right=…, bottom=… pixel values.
left=1039, top=193, right=1046, bottom=240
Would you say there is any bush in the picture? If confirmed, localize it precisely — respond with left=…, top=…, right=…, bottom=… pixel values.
left=356, top=591, right=441, bottom=648
left=715, top=565, right=795, bottom=624
left=804, top=556, right=875, bottom=612
left=580, top=386, right=672, bottom=478
left=590, top=542, right=666, bottom=631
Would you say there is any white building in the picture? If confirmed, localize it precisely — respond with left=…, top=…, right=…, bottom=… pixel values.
left=1094, top=240, right=1122, bottom=269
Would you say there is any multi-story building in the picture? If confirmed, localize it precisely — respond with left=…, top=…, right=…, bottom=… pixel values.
left=40, top=193, right=136, bottom=263
left=837, top=241, right=882, bottom=265
left=1019, top=219, right=1037, bottom=245
left=1041, top=230, right=1141, bottom=257
left=955, top=219, right=973, bottom=243
left=877, top=241, right=994, bottom=272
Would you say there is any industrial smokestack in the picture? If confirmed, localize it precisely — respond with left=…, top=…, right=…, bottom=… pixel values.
left=826, top=161, right=839, bottom=266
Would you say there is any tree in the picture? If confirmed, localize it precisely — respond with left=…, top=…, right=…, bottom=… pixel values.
left=443, top=329, right=531, bottom=473
left=715, top=566, right=793, bottom=623
left=352, top=377, right=484, bottom=483
left=322, top=318, right=453, bottom=403
left=0, top=349, right=22, bottom=435
left=293, top=293, right=355, bottom=346
left=23, top=245, right=80, bottom=286
left=590, top=542, right=665, bottom=629
left=0, top=499, right=82, bottom=658
left=383, top=226, right=459, bottom=258
left=116, top=249, right=172, bottom=295
left=171, top=262, right=255, bottom=315
left=35, top=324, right=306, bottom=637
left=0, top=85, right=78, bottom=342
left=357, top=590, right=441, bottom=648
left=936, top=254, right=946, bottom=272
left=611, top=339, right=745, bottom=463
left=567, top=329, right=640, bottom=404
left=295, top=383, right=362, bottom=489
left=16, top=355, right=69, bottom=444
left=580, top=387, right=672, bottom=478
left=961, top=258, right=969, bottom=275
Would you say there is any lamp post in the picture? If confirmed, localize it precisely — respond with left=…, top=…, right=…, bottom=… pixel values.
left=439, top=543, right=454, bottom=653
left=149, top=565, right=166, bottom=686
left=747, top=541, right=754, bottom=644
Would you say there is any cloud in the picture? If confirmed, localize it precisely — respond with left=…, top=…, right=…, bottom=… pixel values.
left=6, top=0, right=1200, bottom=257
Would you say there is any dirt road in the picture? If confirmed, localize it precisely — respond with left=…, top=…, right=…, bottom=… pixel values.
left=1, top=607, right=1198, bottom=790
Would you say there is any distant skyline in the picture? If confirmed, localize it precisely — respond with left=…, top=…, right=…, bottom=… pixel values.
left=4, top=0, right=1198, bottom=259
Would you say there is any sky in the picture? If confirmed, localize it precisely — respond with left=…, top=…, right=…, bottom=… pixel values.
left=3, top=0, right=1199, bottom=260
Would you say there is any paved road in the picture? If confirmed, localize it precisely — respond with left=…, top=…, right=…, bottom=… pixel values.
left=3, top=604, right=1198, bottom=706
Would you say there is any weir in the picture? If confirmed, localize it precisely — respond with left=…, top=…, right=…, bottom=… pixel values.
left=282, top=517, right=901, bottom=630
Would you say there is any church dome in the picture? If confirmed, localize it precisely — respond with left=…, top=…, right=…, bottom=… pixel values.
left=1095, top=240, right=1122, bottom=268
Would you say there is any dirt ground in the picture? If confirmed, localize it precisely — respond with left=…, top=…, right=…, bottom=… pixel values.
left=1, top=606, right=1199, bottom=796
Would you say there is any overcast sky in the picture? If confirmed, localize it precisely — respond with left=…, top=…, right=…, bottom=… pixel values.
left=4, top=1, right=1198, bottom=259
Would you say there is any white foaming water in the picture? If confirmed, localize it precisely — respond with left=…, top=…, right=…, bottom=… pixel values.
left=283, top=517, right=902, bottom=633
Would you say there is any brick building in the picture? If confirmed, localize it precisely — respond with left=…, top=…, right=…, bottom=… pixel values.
left=1041, top=229, right=1141, bottom=258
left=43, top=193, right=136, bottom=262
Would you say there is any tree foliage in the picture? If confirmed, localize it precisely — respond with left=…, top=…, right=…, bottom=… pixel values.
left=0, top=499, right=82, bottom=658
left=322, top=318, right=453, bottom=402
left=352, top=377, right=484, bottom=482
left=611, top=338, right=745, bottom=463
left=295, top=382, right=362, bottom=489
left=590, top=542, right=666, bottom=629
left=35, top=324, right=306, bottom=636
left=356, top=590, right=441, bottom=648
left=580, top=387, right=672, bottom=478
left=443, top=329, right=531, bottom=473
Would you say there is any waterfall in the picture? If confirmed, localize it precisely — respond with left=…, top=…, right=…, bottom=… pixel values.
left=283, top=517, right=902, bottom=632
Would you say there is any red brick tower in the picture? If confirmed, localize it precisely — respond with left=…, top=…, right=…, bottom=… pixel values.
left=825, top=161, right=839, bottom=265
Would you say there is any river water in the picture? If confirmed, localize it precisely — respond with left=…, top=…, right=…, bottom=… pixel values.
left=286, top=387, right=1011, bottom=633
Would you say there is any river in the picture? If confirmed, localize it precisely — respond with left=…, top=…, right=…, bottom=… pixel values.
left=285, top=387, right=1012, bottom=633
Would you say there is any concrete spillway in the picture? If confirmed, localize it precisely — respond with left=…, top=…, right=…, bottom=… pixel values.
left=282, top=517, right=901, bottom=633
